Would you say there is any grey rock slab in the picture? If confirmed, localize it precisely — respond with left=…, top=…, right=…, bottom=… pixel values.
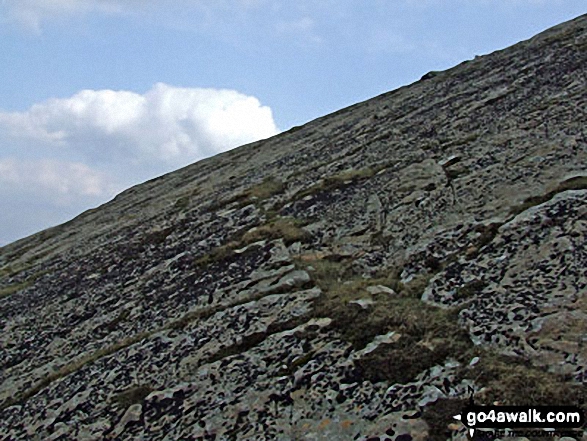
left=1, top=15, right=586, bottom=440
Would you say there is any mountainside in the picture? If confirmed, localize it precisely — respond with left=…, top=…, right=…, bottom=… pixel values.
left=1, top=15, right=586, bottom=441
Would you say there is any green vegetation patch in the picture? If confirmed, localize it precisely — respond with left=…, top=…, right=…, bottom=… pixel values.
left=193, top=242, right=238, bottom=268
left=113, top=384, right=154, bottom=408
left=0, top=281, right=32, bottom=299
left=1, top=330, right=151, bottom=411
left=174, top=195, right=190, bottom=210
left=464, top=351, right=587, bottom=407
left=509, top=175, right=587, bottom=216
left=294, top=166, right=382, bottom=201
left=422, top=398, right=468, bottom=441
left=195, top=217, right=311, bottom=269
left=0, top=269, right=50, bottom=299
left=141, top=227, right=173, bottom=247
left=301, top=257, right=473, bottom=385
left=351, top=296, right=473, bottom=384
left=454, top=279, right=487, bottom=301
left=246, top=177, right=285, bottom=200
left=208, top=177, right=285, bottom=213
left=241, top=218, right=311, bottom=246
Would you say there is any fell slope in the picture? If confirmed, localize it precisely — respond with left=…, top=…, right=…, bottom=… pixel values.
left=1, top=14, right=586, bottom=441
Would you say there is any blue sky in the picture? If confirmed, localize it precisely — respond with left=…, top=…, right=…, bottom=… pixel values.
left=0, top=1, right=585, bottom=246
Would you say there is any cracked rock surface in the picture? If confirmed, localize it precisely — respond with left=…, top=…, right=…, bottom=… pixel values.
left=1, top=14, right=586, bottom=441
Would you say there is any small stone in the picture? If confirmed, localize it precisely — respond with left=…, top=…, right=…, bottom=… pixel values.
left=349, top=298, right=375, bottom=309
left=366, top=285, right=397, bottom=296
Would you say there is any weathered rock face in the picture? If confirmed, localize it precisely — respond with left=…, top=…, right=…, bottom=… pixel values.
left=1, top=14, right=586, bottom=441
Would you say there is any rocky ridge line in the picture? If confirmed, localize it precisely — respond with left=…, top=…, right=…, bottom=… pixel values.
left=0, top=14, right=586, bottom=441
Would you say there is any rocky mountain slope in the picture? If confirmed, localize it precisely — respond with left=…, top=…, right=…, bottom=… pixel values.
left=1, top=14, right=586, bottom=441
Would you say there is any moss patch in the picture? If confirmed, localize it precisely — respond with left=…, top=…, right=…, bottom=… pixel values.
left=509, top=175, right=587, bottom=216
left=246, top=177, right=285, bottom=200
left=0, top=269, right=50, bottom=299
left=0, top=280, right=32, bottom=299
left=464, top=352, right=587, bottom=406
left=193, top=243, right=238, bottom=268
left=241, top=218, right=311, bottom=246
left=302, top=257, right=473, bottom=379
left=422, top=398, right=467, bottom=441
left=1, top=330, right=152, bottom=411
left=454, top=279, right=487, bottom=301
left=209, top=177, right=285, bottom=213
left=113, top=384, right=154, bottom=408
left=294, top=166, right=381, bottom=201
left=174, top=195, right=190, bottom=210
left=351, top=296, right=473, bottom=384
left=195, top=217, right=310, bottom=269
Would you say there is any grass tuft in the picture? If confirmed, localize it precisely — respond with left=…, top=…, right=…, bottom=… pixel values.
left=113, top=384, right=154, bottom=408
left=241, top=218, right=311, bottom=246
left=195, top=217, right=311, bottom=269
left=246, top=177, right=285, bottom=200
left=294, top=166, right=381, bottom=201
left=465, top=352, right=587, bottom=406
left=509, top=176, right=587, bottom=216
left=0, top=281, right=32, bottom=299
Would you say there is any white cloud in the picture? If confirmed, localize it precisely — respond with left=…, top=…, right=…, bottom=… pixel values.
left=0, top=0, right=273, bottom=33
left=1, top=0, right=123, bottom=33
left=0, top=158, right=113, bottom=204
left=367, top=29, right=417, bottom=55
left=0, top=83, right=279, bottom=245
left=275, top=16, right=322, bottom=45
left=0, top=83, right=279, bottom=168
left=0, top=157, right=118, bottom=245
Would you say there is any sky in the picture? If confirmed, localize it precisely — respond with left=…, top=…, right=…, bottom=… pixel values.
left=0, top=1, right=585, bottom=246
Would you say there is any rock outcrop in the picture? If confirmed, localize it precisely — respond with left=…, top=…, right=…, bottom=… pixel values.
left=1, top=14, right=586, bottom=441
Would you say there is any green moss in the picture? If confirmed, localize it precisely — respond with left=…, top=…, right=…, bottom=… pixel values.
left=113, top=384, right=154, bottom=408
left=324, top=168, right=377, bottom=185
left=0, top=263, right=32, bottom=280
left=464, top=352, right=587, bottom=406
left=422, top=398, right=468, bottom=441
left=509, top=176, right=587, bottom=216
left=454, top=279, right=487, bottom=301
left=246, top=177, right=285, bottom=200
left=297, top=256, right=475, bottom=386
left=241, top=218, right=311, bottom=246
left=355, top=295, right=472, bottom=374
left=0, top=268, right=50, bottom=299
left=174, top=195, right=190, bottom=210
left=2, top=330, right=152, bottom=410
left=294, top=166, right=381, bottom=200
left=193, top=243, right=237, bottom=268
left=142, top=227, right=173, bottom=246
left=0, top=281, right=32, bottom=299
left=302, top=258, right=471, bottom=360
left=208, top=178, right=285, bottom=213
left=400, top=273, right=432, bottom=298
left=195, top=217, right=311, bottom=269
